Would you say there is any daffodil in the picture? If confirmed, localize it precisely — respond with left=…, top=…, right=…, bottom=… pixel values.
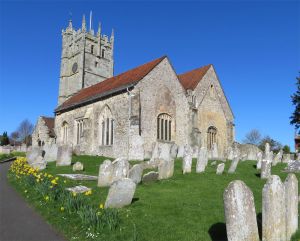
left=99, top=203, right=104, bottom=209
left=60, top=207, right=65, bottom=212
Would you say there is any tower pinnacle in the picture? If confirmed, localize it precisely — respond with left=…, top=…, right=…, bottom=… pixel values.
left=82, top=14, right=86, bottom=32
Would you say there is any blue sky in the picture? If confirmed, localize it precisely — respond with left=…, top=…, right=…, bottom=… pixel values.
left=0, top=1, right=299, bottom=149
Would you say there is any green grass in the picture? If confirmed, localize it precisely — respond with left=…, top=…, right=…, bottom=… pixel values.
left=8, top=156, right=300, bottom=241
left=0, top=151, right=26, bottom=161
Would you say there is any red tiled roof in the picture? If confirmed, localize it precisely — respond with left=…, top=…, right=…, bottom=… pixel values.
left=41, top=116, right=55, bottom=137
left=178, top=64, right=211, bottom=90
left=56, top=56, right=166, bottom=113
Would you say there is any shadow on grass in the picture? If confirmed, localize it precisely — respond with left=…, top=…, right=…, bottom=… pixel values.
left=132, top=197, right=139, bottom=204
left=255, top=173, right=261, bottom=178
left=257, top=212, right=262, bottom=240
left=208, top=222, right=227, bottom=241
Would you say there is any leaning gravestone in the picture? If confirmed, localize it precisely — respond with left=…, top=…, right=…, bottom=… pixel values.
left=182, top=145, right=193, bottom=174
left=128, top=164, right=143, bottom=184
left=105, top=178, right=136, bottom=208
left=98, top=160, right=113, bottom=187
left=216, top=163, right=225, bottom=175
left=262, top=175, right=286, bottom=241
left=228, top=156, right=239, bottom=174
left=73, top=161, right=84, bottom=171
left=158, top=159, right=174, bottom=179
left=30, top=156, right=47, bottom=170
left=223, top=180, right=259, bottom=241
left=142, top=171, right=159, bottom=183
left=256, top=152, right=263, bottom=169
left=26, top=147, right=43, bottom=164
left=272, top=149, right=283, bottom=166
left=196, top=147, right=208, bottom=173
left=284, top=173, right=298, bottom=240
left=261, top=160, right=271, bottom=179
left=56, top=145, right=72, bottom=166
left=111, top=157, right=129, bottom=182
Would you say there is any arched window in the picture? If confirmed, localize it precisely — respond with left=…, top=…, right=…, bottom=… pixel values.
left=99, top=106, right=114, bottom=146
left=62, top=122, right=69, bottom=144
left=76, top=119, right=84, bottom=144
left=157, top=113, right=172, bottom=141
left=207, top=126, right=217, bottom=150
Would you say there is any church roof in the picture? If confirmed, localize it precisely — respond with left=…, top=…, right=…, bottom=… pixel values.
left=55, top=56, right=166, bottom=113
left=41, top=116, right=55, bottom=137
left=178, top=64, right=212, bottom=90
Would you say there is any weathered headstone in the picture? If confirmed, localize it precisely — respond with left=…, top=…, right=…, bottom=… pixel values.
left=58, top=174, right=98, bottom=180
left=56, top=145, right=72, bottom=166
left=273, top=149, right=283, bottom=166
left=223, top=180, right=259, bottom=241
left=177, top=145, right=184, bottom=158
left=72, top=161, right=84, bottom=171
left=227, top=146, right=234, bottom=160
left=105, top=178, right=136, bottom=208
left=128, top=164, right=143, bottom=184
left=158, top=159, right=174, bottom=179
left=228, top=156, right=239, bottom=174
left=196, top=147, right=208, bottom=173
left=43, top=144, right=58, bottom=162
left=261, top=160, right=271, bottom=179
left=262, top=175, right=286, bottom=241
left=30, top=156, right=47, bottom=170
left=66, top=185, right=91, bottom=194
left=285, top=160, right=300, bottom=173
left=182, top=145, right=193, bottom=174
left=111, top=157, right=129, bottom=182
left=128, top=135, right=144, bottom=160
left=256, top=152, right=263, bottom=169
left=264, top=142, right=271, bottom=160
left=216, top=163, right=225, bottom=175
left=142, top=171, right=159, bottom=183
left=211, top=161, right=217, bottom=166
left=282, top=154, right=291, bottom=163
left=170, top=143, right=178, bottom=159
left=26, top=147, right=43, bottom=164
left=98, top=160, right=113, bottom=187
left=212, top=143, right=218, bottom=159
left=192, top=146, right=199, bottom=158
left=158, top=143, right=172, bottom=162
left=284, top=173, right=298, bottom=240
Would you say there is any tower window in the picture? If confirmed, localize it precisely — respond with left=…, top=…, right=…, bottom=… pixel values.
left=157, top=113, right=172, bottom=141
left=102, top=49, right=105, bottom=58
left=91, top=45, right=94, bottom=54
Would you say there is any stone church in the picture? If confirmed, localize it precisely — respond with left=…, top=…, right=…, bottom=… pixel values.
left=32, top=15, right=235, bottom=160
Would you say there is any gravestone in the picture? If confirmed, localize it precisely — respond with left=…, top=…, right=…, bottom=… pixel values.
left=212, top=143, right=218, bottom=159
left=58, top=174, right=98, bottom=180
left=228, top=156, right=239, bottom=174
left=26, top=147, right=43, bottom=164
left=284, top=173, right=298, bottom=240
left=262, top=175, right=286, bottom=241
left=264, top=142, right=271, bottom=160
left=273, top=149, right=283, bottom=166
left=73, top=161, right=84, bottom=171
left=223, top=180, right=259, bottom=241
left=66, top=185, right=91, bottom=194
left=43, top=144, right=58, bottom=162
left=170, top=143, right=178, bottom=159
left=261, top=160, right=271, bottom=179
left=282, top=154, right=291, bottom=163
left=30, top=156, right=46, bottom=170
left=285, top=160, right=300, bottom=173
left=256, top=152, right=263, bottom=169
left=192, top=146, right=199, bottom=158
left=105, top=178, right=136, bottom=208
left=227, top=146, right=234, bottom=160
left=111, top=157, right=129, bottom=182
left=56, top=145, right=72, bottom=166
left=158, top=159, right=174, bottom=179
left=177, top=145, right=184, bottom=158
left=98, top=160, right=113, bottom=187
left=142, top=171, right=159, bottom=183
left=182, top=145, right=193, bottom=174
left=128, top=135, right=144, bottom=160
left=158, top=143, right=172, bottom=162
left=128, top=164, right=143, bottom=184
left=196, top=147, right=208, bottom=173
left=216, top=163, right=225, bottom=175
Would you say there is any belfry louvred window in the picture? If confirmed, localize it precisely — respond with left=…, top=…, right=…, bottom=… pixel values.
left=157, top=113, right=172, bottom=141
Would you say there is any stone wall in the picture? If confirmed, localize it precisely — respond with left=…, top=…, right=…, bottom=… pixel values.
left=32, top=117, right=55, bottom=147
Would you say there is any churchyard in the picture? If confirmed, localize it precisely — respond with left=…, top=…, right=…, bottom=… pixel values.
left=7, top=146, right=300, bottom=241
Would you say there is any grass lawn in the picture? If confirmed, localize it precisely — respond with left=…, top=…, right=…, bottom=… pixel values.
left=0, top=151, right=25, bottom=161
left=8, top=155, right=300, bottom=241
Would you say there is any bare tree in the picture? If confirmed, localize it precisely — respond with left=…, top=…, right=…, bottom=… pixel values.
left=17, top=119, right=33, bottom=146
left=10, top=131, right=19, bottom=146
left=243, top=129, right=262, bottom=145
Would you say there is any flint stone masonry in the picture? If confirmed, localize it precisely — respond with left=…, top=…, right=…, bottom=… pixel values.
left=73, top=162, right=84, bottom=171
left=261, top=160, right=271, bottom=179
left=262, top=175, right=286, bottom=241
left=196, top=147, right=208, bottom=173
left=223, top=180, right=259, bottom=241
left=182, top=145, right=193, bottom=174
left=66, top=185, right=91, bottom=194
left=158, top=159, right=174, bottom=179
left=105, top=178, right=136, bottom=208
left=58, top=174, right=98, bottom=180
left=26, top=147, right=43, bottom=164
left=212, top=143, right=218, bottom=159
left=142, top=171, right=159, bottom=183
left=285, top=174, right=298, bottom=240
left=216, top=163, right=225, bottom=175
left=228, top=156, right=239, bottom=174
left=111, top=157, right=129, bottom=182
left=128, top=164, right=144, bottom=184
left=98, top=160, right=113, bottom=187
left=56, top=145, right=72, bottom=166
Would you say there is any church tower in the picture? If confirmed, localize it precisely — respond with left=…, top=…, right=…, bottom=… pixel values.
left=58, top=14, right=114, bottom=105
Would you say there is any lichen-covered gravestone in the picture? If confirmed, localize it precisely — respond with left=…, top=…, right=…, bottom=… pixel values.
left=196, top=147, right=208, bottom=173
left=43, top=144, right=58, bottom=162
left=260, top=160, right=271, bottom=179
left=228, top=156, right=239, bottom=174
left=158, top=159, right=174, bottom=180
left=104, top=178, right=136, bottom=208
left=262, top=175, right=286, bottom=241
left=26, top=147, right=43, bottom=164
left=128, top=164, right=143, bottom=184
left=182, top=145, right=193, bottom=174
left=56, top=145, right=72, bottom=166
left=216, top=163, right=225, bottom=175
left=111, top=157, right=129, bottom=182
left=273, top=149, right=283, bottom=166
left=72, top=161, right=84, bottom=171
left=142, top=171, right=159, bottom=183
left=282, top=154, right=291, bottom=163
left=30, top=156, right=47, bottom=170
left=170, top=143, right=178, bottom=159
left=98, top=160, right=113, bottom=187
left=223, top=180, right=259, bottom=241
left=284, top=173, right=298, bottom=240
left=256, top=152, right=263, bottom=169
